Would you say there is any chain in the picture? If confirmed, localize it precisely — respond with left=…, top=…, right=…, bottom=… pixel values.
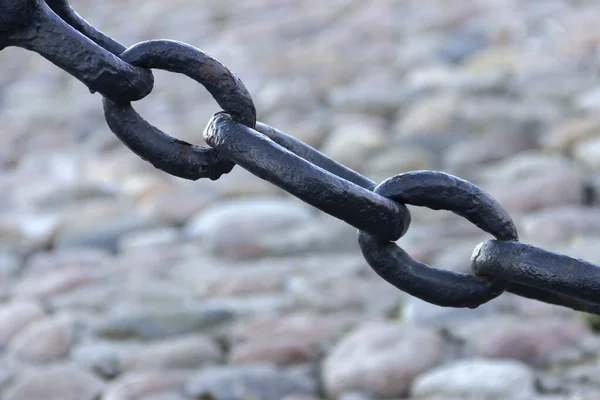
left=2, top=0, right=600, bottom=315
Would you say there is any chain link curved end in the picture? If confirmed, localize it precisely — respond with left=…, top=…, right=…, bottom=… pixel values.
left=377, top=171, right=519, bottom=241
left=101, top=40, right=258, bottom=181
left=358, top=170, right=518, bottom=308
left=102, top=99, right=234, bottom=181
left=358, top=231, right=504, bottom=308
left=1, top=0, right=153, bottom=102
left=118, top=40, right=257, bottom=128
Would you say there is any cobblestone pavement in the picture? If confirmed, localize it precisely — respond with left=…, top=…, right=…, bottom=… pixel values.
left=2, top=1, right=600, bottom=399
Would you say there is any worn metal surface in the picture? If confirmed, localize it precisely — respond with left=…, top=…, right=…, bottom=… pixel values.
left=473, top=240, right=600, bottom=314
left=102, top=40, right=256, bottom=181
left=358, top=171, right=515, bottom=308
left=2, top=0, right=600, bottom=314
left=45, top=0, right=125, bottom=55
left=255, top=122, right=377, bottom=191
left=204, top=113, right=410, bottom=241
left=1, top=0, right=153, bottom=101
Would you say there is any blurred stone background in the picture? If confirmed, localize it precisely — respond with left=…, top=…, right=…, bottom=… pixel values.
left=2, top=0, right=600, bottom=399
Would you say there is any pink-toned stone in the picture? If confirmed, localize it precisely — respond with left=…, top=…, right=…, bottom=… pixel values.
left=0, top=300, right=45, bottom=348
left=230, top=311, right=355, bottom=344
left=323, top=322, right=445, bottom=398
left=452, top=316, right=592, bottom=367
left=282, top=395, right=322, bottom=400
left=197, top=268, right=287, bottom=298
left=118, top=335, right=223, bottom=371
left=12, top=267, right=101, bottom=300
left=8, top=316, right=71, bottom=362
left=3, top=363, right=104, bottom=400
left=25, top=248, right=111, bottom=273
left=102, top=371, right=190, bottom=400
left=229, top=338, right=321, bottom=366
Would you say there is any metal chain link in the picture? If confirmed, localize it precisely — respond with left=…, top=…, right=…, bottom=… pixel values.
left=2, top=0, right=600, bottom=315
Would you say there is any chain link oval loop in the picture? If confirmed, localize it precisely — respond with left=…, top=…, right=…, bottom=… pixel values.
left=102, top=39, right=256, bottom=181
left=358, top=171, right=517, bottom=308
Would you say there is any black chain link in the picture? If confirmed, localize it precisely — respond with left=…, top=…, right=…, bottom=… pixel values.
left=2, top=0, right=600, bottom=315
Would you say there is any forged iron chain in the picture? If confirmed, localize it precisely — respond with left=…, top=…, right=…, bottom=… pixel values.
left=2, top=0, right=600, bottom=314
